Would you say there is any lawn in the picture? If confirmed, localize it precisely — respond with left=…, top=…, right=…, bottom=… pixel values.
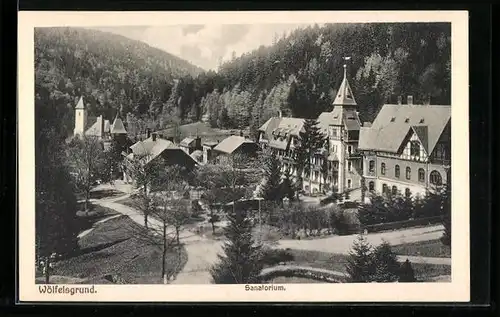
left=75, top=202, right=120, bottom=233
left=47, top=215, right=188, bottom=284
left=392, top=239, right=451, bottom=258
left=281, top=249, right=450, bottom=282
left=159, top=121, right=236, bottom=142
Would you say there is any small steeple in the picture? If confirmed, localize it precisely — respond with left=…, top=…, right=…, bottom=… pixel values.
left=75, top=96, right=85, bottom=109
left=110, top=108, right=127, bottom=135
left=333, top=57, right=357, bottom=107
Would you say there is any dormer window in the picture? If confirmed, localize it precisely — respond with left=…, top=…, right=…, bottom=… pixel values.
left=390, top=117, right=396, bottom=122
left=405, top=118, right=409, bottom=123
left=419, top=118, right=425, bottom=123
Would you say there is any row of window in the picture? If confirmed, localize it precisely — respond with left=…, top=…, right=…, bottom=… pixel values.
left=368, top=161, right=443, bottom=185
left=368, top=182, right=412, bottom=198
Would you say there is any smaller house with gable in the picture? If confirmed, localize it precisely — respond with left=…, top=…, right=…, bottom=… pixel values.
left=211, top=135, right=259, bottom=163
left=122, top=131, right=198, bottom=185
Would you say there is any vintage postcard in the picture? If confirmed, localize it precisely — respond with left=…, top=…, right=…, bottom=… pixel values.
left=18, top=10, right=469, bottom=302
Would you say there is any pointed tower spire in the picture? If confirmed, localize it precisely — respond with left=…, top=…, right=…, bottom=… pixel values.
left=75, top=96, right=85, bottom=109
left=333, top=56, right=357, bottom=107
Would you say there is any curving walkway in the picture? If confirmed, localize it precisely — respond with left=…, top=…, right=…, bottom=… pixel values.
left=91, top=183, right=450, bottom=284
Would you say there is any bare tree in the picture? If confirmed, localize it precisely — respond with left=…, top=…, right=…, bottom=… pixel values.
left=167, top=198, right=191, bottom=245
left=68, top=136, right=107, bottom=211
left=131, top=194, right=182, bottom=284
left=129, top=158, right=186, bottom=228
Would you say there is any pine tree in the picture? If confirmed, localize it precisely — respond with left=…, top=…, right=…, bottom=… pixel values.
left=345, top=234, right=374, bottom=282
left=398, top=259, right=417, bottom=282
left=260, top=151, right=283, bottom=202
left=280, top=169, right=296, bottom=202
left=295, top=119, right=326, bottom=195
left=371, top=241, right=400, bottom=282
left=210, top=208, right=263, bottom=284
left=217, top=107, right=230, bottom=128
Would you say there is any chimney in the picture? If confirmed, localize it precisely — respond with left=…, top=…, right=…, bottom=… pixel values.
left=407, top=95, right=413, bottom=106
left=99, top=115, right=104, bottom=138
left=152, top=132, right=157, bottom=142
left=240, top=130, right=244, bottom=137
left=278, top=110, right=282, bottom=118
left=397, top=96, right=402, bottom=105
left=195, top=136, right=201, bottom=150
left=146, top=128, right=151, bottom=138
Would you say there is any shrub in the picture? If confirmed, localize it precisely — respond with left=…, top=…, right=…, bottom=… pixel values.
left=398, top=259, right=417, bottom=282
left=210, top=208, right=263, bottom=284
left=260, top=268, right=346, bottom=283
left=358, top=191, right=446, bottom=227
left=333, top=210, right=351, bottom=235
left=320, top=192, right=341, bottom=206
left=345, top=235, right=375, bottom=282
left=371, top=242, right=400, bottom=282
left=345, top=237, right=414, bottom=283
left=260, top=248, right=295, bottom=266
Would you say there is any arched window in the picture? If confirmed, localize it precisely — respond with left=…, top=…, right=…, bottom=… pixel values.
left=395, top=165, right=400, bottom=178
left=405, top=188, right=411, bottom=198
left=369, top=160, right=375, bottom=173
left=380, top=163, right=386, bottom=175
left=369, top=181, right=375, bottom=192
left=382, top=183, right=388, bottom=194
left=392, top=186, right=398, bottom=196
left=406, top=167, right=411, bottom=180
left=418, top=168, right=425, bottom=182
left=430, top=170, right=443, bottom=185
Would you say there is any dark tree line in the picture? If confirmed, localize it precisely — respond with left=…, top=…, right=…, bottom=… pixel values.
left=35, top=23, right=450, bottom=139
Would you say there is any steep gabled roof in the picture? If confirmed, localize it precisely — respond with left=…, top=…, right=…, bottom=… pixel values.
left=213, top=135, right=256, bottom=154
left=129, top=137, right=178, bottom=162
left=111, top=115, right=127, bottom=134
left=411, top=125, right=429, bottom=153
left=358, top=104, right=451, bottom=154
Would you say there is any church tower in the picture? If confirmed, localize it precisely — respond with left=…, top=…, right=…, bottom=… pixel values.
left=74, top=96, right=87, bottom=138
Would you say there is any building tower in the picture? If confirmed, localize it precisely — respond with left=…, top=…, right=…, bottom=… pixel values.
left=330, top=57, right=361, bottom=194
left=73, top=96, right=87, bottom=138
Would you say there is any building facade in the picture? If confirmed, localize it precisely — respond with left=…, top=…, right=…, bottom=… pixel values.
left=257, top=64, right=363, bottom=196
left=358, top=98, right=451, bottom=200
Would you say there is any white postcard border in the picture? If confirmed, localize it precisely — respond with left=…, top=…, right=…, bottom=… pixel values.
left=18, top=10, right=470, bottom=302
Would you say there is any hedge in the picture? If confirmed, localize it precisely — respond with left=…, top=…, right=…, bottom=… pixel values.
left=361, top=216, right=443, bottom=233
left=260, top=267, right=348, bottom=283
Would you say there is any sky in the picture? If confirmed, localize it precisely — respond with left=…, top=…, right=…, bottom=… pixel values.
left=90, top=24, right=317, bottom=71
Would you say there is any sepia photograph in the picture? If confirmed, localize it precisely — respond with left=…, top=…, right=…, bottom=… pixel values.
left=18, top=11, right=469, bottom=302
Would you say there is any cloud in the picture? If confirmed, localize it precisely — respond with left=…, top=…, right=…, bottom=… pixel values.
left=89, top=23, right=314, bottom=71
left=181, top=25, right=204, bottom=35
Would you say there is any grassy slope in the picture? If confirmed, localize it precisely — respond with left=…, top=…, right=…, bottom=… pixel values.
left=285, top=249, right=450, bottom=281
left=392, top=239, right=451, bottom=258
left=50, top=215, right=187, bottom=284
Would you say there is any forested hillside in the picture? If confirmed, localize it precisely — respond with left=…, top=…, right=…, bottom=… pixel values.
left=35, top=23, right=451, bottom=140
left=35, top=27, right=204, bottom=137
left=212, top=23, right=451, bottom=135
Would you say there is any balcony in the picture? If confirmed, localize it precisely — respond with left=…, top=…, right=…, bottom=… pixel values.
left=346, top=150, right=362, bottom=159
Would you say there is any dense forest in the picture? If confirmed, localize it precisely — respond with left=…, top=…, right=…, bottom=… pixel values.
left=35, top=23, right=451, bottom=139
